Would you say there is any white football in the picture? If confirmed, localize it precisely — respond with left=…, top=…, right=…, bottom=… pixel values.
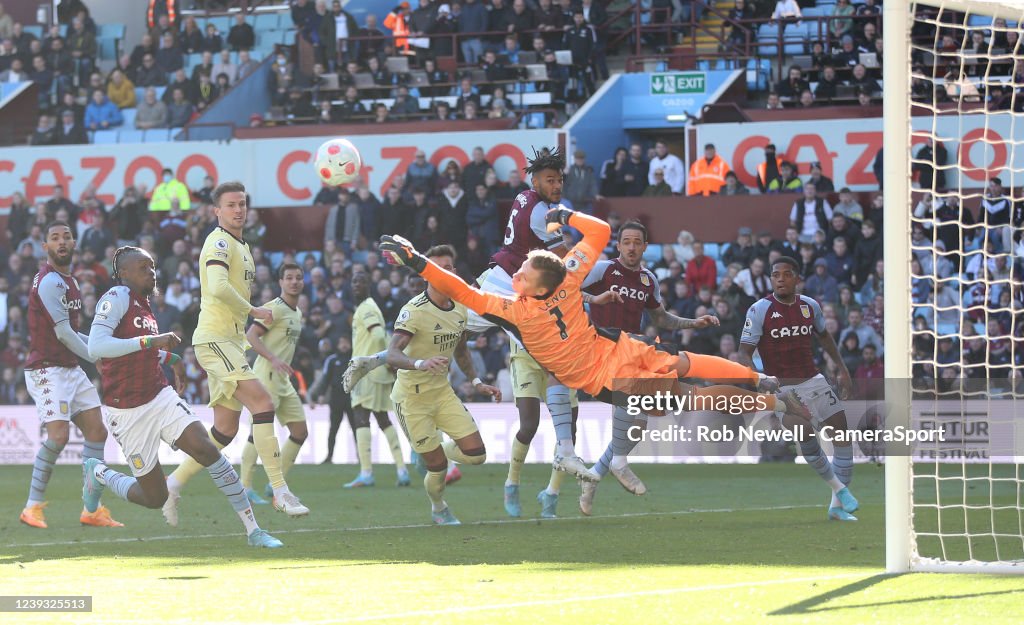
left=315, top=138, right=362, bottom=186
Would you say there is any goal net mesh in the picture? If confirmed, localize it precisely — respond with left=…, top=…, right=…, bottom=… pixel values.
left=906, top=0, right=1024, bottom=570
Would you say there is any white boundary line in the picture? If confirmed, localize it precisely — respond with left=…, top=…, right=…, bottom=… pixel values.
left=5, top=504, right=822, bottom=550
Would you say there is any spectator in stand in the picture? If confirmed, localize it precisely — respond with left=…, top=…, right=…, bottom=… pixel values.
left=643, top=169, right=673, bottom=196
left=404, top=150, right=437, bottom=194
left=200, top=23, right=223, bottom=53
left=832, top=187, right=863, bottom=222
left=805, top=258, right=839, bottom=303
left=67, top=14, right=96, bottom=85
left=726, top=0, right=754, bottom=48
left=383, top=2, right=412, bottom=55
left=767, top=161, right=802, bottom=193
left=981, top=177, right=1012, bottom=250
left=790, top=181, right=831, bottom=237
left=564, top=149, right=600, bottom=212
left=135, top=86, right=168, bottom=129
left=756, top=143, right=782, bottom=193
left=213, top=49, right=238, bottom=85
left=458, top=0, right=488, bottom=64
left=775, top=65, right=808, bottom=100
left=179, top=16, right=205, bottom=54
left=599, top=147, right=628, bottom=197
left=227, top=13, right=255, bottom=51
left=766, top=92, right=783, bottom=110
left=106, top=68, right=136, bottom=109
left=734, top=257, right=771, bottom=300
left=461, top=147, right=490, bottom=191
left=466, top=184, right=501, bottom=249
left=852, top=219, right=881, bottom=285
left=830, top=0, right=855, bottom=39
left=723, top=227, right=757, bottom=267
left=357, top=14, right=386, bottom=64
left=0, top=56, right=25, bottom=82
left=57, top=108, right=88, bottom=144
left=719, top=171, right=749, bottom=195
left=833, top=35, right=860, bottom=67
left=806, top=161, right=834, bottom=193
left=164, top=68, right=193, bottom=104
left=856, top=90, right=874, bottom=107
left=150, top=168, right=190, bottom=213
left=286, top=86, right=317, bottom=120
left=155, top=32, right=182, bottom=74
left=686, top=143, right=730, bottom=196
left=135, top=51, right=166, bottom=87
left=509, top=0, right=538, bottom=49
left=194, top=72, right=219, bottom=111
left=372, top=102, right=390, bottom=123
left=814, top=65, right=839, bottom=101
left=827, top=212, right=861, bottom=250
left=167, top=87, right=194, bottom=127
left=649, top=140, right=685, bottom=195
left=621, top=143, right=649, bottom=196
left=771, top=0, right=801, bottom=32
left=191, top=50, right=215, bottom=84
left=336, top=85, right=366, bottom=121
left=842, top=307, right=883, bottom=355
left=849, top=63, right=881, bottom=95
left=798, top=90, right=815, bottom=108
left=824, top=236, right=855, bottom=285
left=84, top=89, right=123, bottom=131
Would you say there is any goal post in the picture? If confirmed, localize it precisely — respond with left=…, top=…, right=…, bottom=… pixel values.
left=885, top=0, right=1024, bottom=574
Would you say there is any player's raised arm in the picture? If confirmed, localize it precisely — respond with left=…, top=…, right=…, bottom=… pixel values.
left=89, top=287, right=180, bottom=359
left=380, top=235, right=517, bottom=321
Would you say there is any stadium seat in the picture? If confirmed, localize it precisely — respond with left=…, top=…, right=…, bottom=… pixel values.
left=93, top=129, right=119, bottom=144
left=208, top=16, right=233, bottom=33
left=121, top=108, right=137, bottom=128
left=99, top=23, right=126, bottom=40
left=967, top=14, right=993, bottom=27
left=24, top=25, right=43, bottom=38
left=118, top=129, right=145, bottom=143
left=643, top=244, right=663, bottom=264
left=144, top=129, right=173, bottom=142
left=703, top=242, right=721, bottom=259
left=155, top=86, right=167, bottom=100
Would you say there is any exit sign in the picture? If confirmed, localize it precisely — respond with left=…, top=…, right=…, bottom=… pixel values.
left=650, top=73, right=706, bottom=95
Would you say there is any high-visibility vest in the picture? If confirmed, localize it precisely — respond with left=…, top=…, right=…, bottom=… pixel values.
left=148, top=0, right=176, bottom=29
left=383, top=11, right=410, bottom=52
left=757, top=157, right=783, bottom=191
left=686, top=155, right=730, bottom=196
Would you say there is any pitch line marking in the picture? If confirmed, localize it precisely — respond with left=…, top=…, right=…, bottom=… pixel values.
left=4, top=503, right=822, bottom=549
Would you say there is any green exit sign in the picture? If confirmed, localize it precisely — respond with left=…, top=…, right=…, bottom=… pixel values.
left=650, top=73, right=706, bottom=95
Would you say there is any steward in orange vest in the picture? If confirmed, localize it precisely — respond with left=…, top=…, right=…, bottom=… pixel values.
left=687, top=144, right=731, bottom=196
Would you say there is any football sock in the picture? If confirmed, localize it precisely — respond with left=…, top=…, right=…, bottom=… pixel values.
left=546, top=466, right=565, bottom=495
left=596, top=406, right=647, bottom=477
left=682, top=352, right=759, bottom=384
left=546, top=384, right=574, bottom=454
left=207, top=454, right=259, bottom=535
left=281, top=435, right=303, bottom=477
left=382, top=425, right=407, bottom=471
left=355, top=427, right=373, bottom=476
left=240, top=435, right=258, bottom=489
left=169, top=426, right=231, bottom=492
left=799, top=438, right=844, bottom=492
left=442, top=439, right=485, bottom=465
left=832, top=445, right=854, bottom=506
left=251, top=412, right=286, bottom=495
left=97, top=465, right=137, bottom=501
left=424, top=469, right=447, bottom=512
left=27, top=439, right=62, bottom=507
left=505, top=438, right=530, bottom=486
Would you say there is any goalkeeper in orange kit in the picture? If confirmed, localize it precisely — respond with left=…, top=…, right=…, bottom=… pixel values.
left=380, top=208, right=812, bottom=481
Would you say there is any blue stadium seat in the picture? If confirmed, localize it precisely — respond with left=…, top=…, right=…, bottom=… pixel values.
left=802, top=7, right=823, bottom=17
left=967, top=14, right=993, bottom=28
left=134, top=87, right=146, bottom=102
left=121, top=108, right=136, bottom=128
left=99, top=23, right=126, bottom=40
left=97, top=37, right=117, bottom=60
left=144, top=129, right=173, bottom=142
left=758, top=23, right=779, bottom=38
left=118, top=129, right=145, bottom=143
left=208, top=16, right=233, bottom=33
left=93, top=129, right=119, bottom=144
left=155, top=86, right=167, bottom=100
left=703, top=242, right=721, bottom=259
left=642, top=244, right=663, bottom=264
left=757, top=35, right=778, bottom=60
left=24, top=25, right=43, bottom=38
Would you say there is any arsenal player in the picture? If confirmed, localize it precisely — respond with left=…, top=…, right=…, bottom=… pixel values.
left=738, top=256, right=860, bottom=521
left=83, top=246, right=283, bottom=547
left=20, top=221, right=123, bottom=529
left=578, top=221, right=719, bottom=515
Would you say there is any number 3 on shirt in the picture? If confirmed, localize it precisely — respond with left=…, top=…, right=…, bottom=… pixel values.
left=548, top=306, right=569, bottom=340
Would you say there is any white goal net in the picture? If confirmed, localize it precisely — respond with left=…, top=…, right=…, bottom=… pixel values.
left=886, top=0, right=1024, bottom=573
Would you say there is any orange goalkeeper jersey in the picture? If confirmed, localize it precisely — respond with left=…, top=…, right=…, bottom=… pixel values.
left=420, top=212, right=677, bottom=396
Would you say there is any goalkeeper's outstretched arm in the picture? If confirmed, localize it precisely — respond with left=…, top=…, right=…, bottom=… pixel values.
left=380, top=235, right=517, bottom=322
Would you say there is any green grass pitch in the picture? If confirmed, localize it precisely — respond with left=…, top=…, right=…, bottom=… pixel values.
left=2, top=463, right=1023, bottom=624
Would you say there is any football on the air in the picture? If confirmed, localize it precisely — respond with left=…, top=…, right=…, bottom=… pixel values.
left=315, top=138, right=362, bottom=186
